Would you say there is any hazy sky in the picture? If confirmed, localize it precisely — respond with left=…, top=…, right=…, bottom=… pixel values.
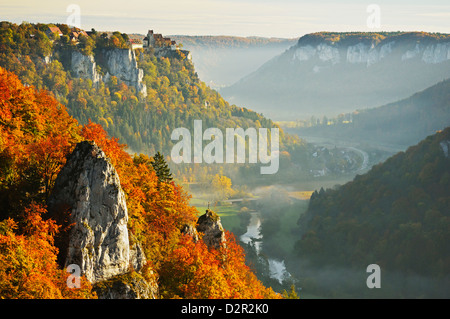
left=1, top=0, right=449, bottom=38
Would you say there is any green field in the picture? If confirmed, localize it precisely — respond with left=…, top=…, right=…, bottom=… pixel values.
left=189, top=197, right=244, bottom=234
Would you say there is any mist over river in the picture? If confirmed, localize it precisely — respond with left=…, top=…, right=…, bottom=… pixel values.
left=240, top=212, right=291, bottom=284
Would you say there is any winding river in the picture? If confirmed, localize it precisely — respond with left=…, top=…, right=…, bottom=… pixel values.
left=240, top=212, right=291, bottom=284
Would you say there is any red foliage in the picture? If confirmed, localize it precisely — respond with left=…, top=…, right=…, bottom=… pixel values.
left=160, top=231, right=280, bottom=299
left=0, top=66, right=277, bottom=299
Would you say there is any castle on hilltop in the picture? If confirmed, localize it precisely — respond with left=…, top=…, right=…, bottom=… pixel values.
left=144, top=30, right=176, bottom=49
left=143, top=30, right=191, bottom=60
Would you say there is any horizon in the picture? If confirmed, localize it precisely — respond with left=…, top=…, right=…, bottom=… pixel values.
left=2, top=0, right=450, bottom=38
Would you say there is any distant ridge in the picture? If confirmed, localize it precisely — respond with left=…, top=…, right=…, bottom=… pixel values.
left=221, top=31, right=450, bottom=120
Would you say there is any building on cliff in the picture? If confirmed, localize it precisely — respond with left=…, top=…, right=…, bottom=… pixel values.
left=143, top=29, right=191, bottom=60
left=67, top=28, right=192, bottom=97
left=45, top=26, right=63, bottom=39
left=69, top=28, right=89, bottom=43
left=129, top=38, right=143, bottom=50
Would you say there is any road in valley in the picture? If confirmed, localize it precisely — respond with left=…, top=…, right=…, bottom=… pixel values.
left=298, top=135, right=403, bottom=173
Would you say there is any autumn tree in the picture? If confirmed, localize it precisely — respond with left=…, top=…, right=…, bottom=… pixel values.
left=0, top=66, right=80, bottom=220
left=282, top=284, right=300, bottom=299
left=210, top=174, right=235, bottom=204
left=0, top=203, right=95, bottom=298
left=159, top=231, right=280, bottom=299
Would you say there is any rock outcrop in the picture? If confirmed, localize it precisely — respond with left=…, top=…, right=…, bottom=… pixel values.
left=181, top=223, right=199, bottom=242
left=71, top=51, right=102, bottom=86
left=48, top=141, right=130, bottom=283
left=196, top=210, right=226, bottom=249
left=47, top=141, right=156, bottom=298
left=102, top=48, right=147, bottom=97
left=94, top=271, right=158, bottom=299
left=70, top=48, right=147, bottom=97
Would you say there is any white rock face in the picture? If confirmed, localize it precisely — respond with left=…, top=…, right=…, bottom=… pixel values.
left=379, top=41, right=395, bottom=59
left=103, top=48, right=147, bottom=97
left=402, top=43, right=422, bottom=61
left=71, top=49, right=147, bottom=97
left=71, top=51, right=102, bottom=85
left=346, top=43, right=371, bottom=64
left=317, top=43, right=340, bottom=64
left=402, top=43, right=450, bottom=63
left=293, top=44, right=340, bottom=64
left=48, top=141, right=130, bottom=283
left=294, top=45, right=316, bottom=61
left=440, top=140, right=450, bottom=158
left=294, top=40, right=450, bottom=67
left=422, top=43, right=450, bottom=64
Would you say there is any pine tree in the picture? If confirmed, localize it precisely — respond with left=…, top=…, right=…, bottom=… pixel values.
left=151, top=151, right=173, bottom=183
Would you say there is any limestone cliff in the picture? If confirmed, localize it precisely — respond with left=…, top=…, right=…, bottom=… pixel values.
left=47, top=141, right=155, bottom=298
left=292, top=35, right=450, bottom=66
left=102, top=48, right=147, bottom=97
left=70, top=48, right=147, bottom=97
left=71, top=51, right=102, bottom=86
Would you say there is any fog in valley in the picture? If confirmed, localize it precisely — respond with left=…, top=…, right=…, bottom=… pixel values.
left=183, top=32, right=450, bottom=298
left=170, top=36, right=297, bottom=89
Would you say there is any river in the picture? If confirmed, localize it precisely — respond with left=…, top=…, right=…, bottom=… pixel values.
left=240, top=212, right=291, bottom=284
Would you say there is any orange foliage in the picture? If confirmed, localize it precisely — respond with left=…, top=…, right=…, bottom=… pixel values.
left=0, top=203, right=95, bottom=298
left=0, top=66, right=80, bottom=215
left=0, top=67, right=93, bottom=298
left=160, top=232, right=280, bottom=299
left=0, top=66, right=277, bottom=299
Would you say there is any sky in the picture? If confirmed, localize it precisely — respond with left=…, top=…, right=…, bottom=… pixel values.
left=1, top=0, right=449, bottom=38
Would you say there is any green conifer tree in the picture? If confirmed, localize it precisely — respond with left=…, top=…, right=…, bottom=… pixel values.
left=151, top=151, right=173, bottom=183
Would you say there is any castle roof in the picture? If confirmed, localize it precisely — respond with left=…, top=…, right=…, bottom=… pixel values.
left=129, top=38, right=143, bottom=44
left=46, top=26, right=63, bottom=36
left=70, top=28, right=88, bottom=39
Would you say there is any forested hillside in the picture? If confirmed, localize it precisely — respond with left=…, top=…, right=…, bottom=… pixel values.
left=0, top=66, right=280, bottom=298
left=294, top=78, right=450, bottom=147
left=294, top=127, right=450, bottom=297
left=0, top=21, right=306, bottom=183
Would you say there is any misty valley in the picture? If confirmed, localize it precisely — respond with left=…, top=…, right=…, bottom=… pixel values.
left=164, top=31, right=450, bottom=298
left=0, top=21, right=449, bottom=300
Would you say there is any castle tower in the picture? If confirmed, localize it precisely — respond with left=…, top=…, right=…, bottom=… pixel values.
left=148, top=30, right=155, bottom=47
left=144, top=30, right=156, bottom=48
